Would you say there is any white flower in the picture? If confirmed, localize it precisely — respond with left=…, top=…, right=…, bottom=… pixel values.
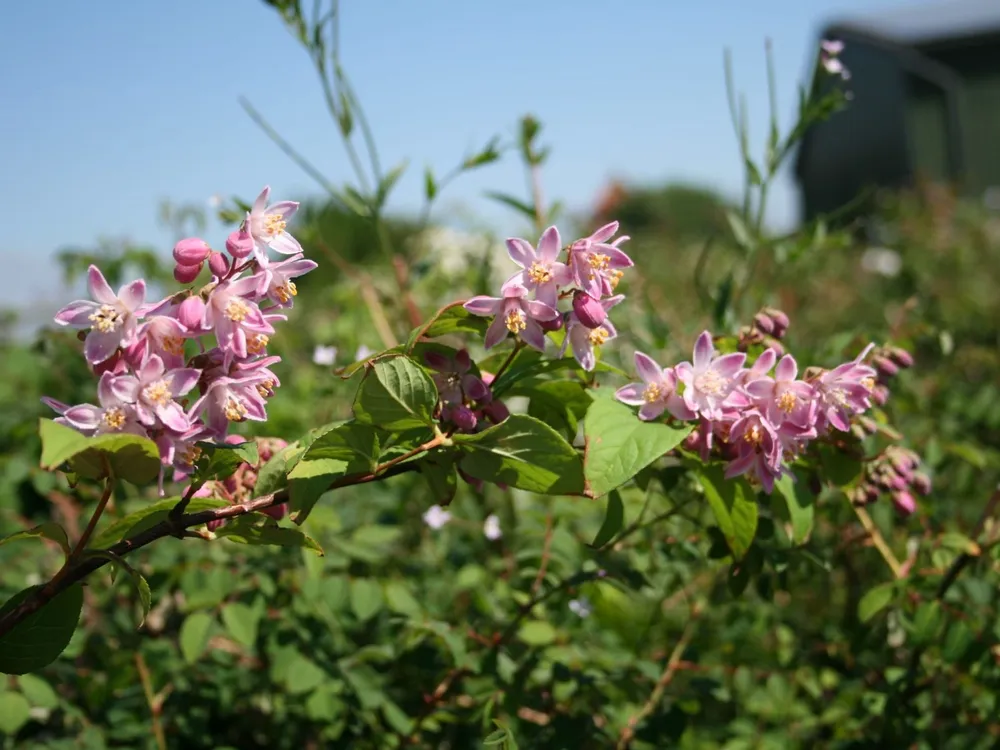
left=355, top=344, right=374, bottom=361
left=569, top=597, right=592, bottom=618
left=483, top=514, right=502, bottom=540
left=313, top=345, right=338, bottom=366
left=422, top=505, right=452, bottom=530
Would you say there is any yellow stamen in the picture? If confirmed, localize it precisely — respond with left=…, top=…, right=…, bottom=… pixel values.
left=247, top=334, right=269, bottom=355
left=588, top=327, right=610, bottom=346
left=777, top=391, right=797, bottom=413
left=744, top=424, right=763, bottom=447
left=527, top=262, right=552, bottom=285
left=643, top=382, right=662, bottom=403
left=162, top=335, right=185, bottom=356
left=263, top=213, right=286, bottom=237
left=505, top=309, right=526, bottom=333
left=179, top=445, right=202, bottom=466
left=224, top=396, right=248, bottom=422
left=588, top=252, right=610, bottom=271
left=609, top=269, right=624, bottom=289
left=101, top=407, right=126, bottom=430
left=224, top=298, right=251, bottom=323
left=861, top=376, right=875, bottom=390
left=274, top=280, right=297, bottom=304
left=256, top=379, right=276, bottom=398
left=694, top=370, right=727, bottom=396
left=142, top=380, right=172, bottom=406
left=88, top=304, right=124, bottom=333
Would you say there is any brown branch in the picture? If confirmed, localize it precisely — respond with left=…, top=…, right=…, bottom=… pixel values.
left=0, top=461, right=421, bottom=639
left=135, top=652, right=167, bottom=750
left=851, top=502, right=904, bottom=579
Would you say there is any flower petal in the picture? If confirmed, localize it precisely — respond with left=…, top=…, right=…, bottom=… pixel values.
left=526, top=299, right=558, bottom=321
left=156, top=402, right=191, bottom=432
left=167, top=368, right=202, bottom=397
left=252, top=186, right=270, bottom=214
left=638, top=401, right=667, bottom=421
left=588, top=221, right=619, bottom=244
left=83, top=329, right=121, bottom=365
left=505, top=238, right=535, bottom=268
left=634, top=351, right=663, bottom=384
left=713, top=352, right=747, bottom=378
left=692, top=331, right=714, bottom=369
left=117, top=279, right=146, bottom=312
left=270, top=232, right=303, bottom=255
left=54, top=300, right=99, bottom=327
left=484, top=314, right=509, bottom=349
left=775, top=354, right=798, bottom=382
left=62, top=404, right=102, bottom=431
left=536, top=226, right=561, bottom=263
left=520, top=320, right=547, bottom=352
left=464, top=295, right=503, bottom=316
left=268, top=200, right=299, bottom=219
left=87, top=265, right=117, bottom=305
left=615, top=383, right=646, bottom=406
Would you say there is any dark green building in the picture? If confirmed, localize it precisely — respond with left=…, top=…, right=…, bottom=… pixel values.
left=794, top=0, right=1000, bottom=222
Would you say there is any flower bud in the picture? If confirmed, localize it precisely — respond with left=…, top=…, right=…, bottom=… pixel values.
left=873, top=356, right=899, bottom=377
left=539, top=314, right=564, bottom=332
left=889, top=346, right=914, bottom=368
left=482, top=400, right=510, bottom=424
left=448, top=405, right=478, bottom=432
left=458, top=467, right=485, bottom=493
left=207, top=518, right=226, bottom=532
left=262, top=502, right=288, bottom=521
left=892, top=490, right=916, bottom=516
left=123, top=338, right=147, bottom=370
left=763, top=337, right=785, bottom=357
left=208, top=251, right=230, bottom=278
left=872, top=384, right=890, bottom=406
left=858, top=416, right=878, bottom=435
left=454, top=349, right=472, bottom=371
left=173, top=237, right=212, bottom=266
left=464, top=375, right=491, bottom=403
left=572, top=291, right=606, bottom=329
left=174, top=263, right=202, bottom=284
left=92, top=349, right=124, bottom=377
left=764, top=307, right=790, bottom=337
left=753, top=311, right=775, bottom=335
left=912, top=472, right=932, bottom=495
left=864, top=484, right=881, bottom=504
left=177, top=295, right=206, bottom=331
left=226, top=227, right=254, bottom=259
left=424, top=351, right=450, bottom=371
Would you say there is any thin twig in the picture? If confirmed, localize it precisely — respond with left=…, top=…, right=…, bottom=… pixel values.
left=135, top=652, right=167, bottom=750
left=70, top=471, right=114, bottom=560
left=531, top=512, right=555, bottom=594
left=851, top=502, right=904, bottom=579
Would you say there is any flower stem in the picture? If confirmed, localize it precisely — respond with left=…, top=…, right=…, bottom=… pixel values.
left=491, top=340, right=525, bottom=385
left=851, top=501, right=904, bottom=579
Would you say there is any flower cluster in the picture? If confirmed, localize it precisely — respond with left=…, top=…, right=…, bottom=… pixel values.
left=616, top=321, right=889, bottom=493
left=424, top=348, right=509, bottom=435
left=463, top=223, right=633, bottom=371
left=820, top=39, right=850, bottom=81
left=44, top=186, right=315, bottom=491
left=850, top=445, right=931, bottom=517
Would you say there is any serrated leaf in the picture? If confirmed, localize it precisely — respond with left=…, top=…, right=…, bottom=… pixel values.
left=353, top=356, right=438, bottom=430
left=858, top=582, right=895, bottom=623
left=698, top=465, right=758, bottom=560
left=179, top=611, right=214, bottom=664
left=39, top=418, right=160, bottom=485
left=0, top=584, right=84, bottom=675
left=583, top=399, right=692, bottom=498
left=89, top=497, right=229, bottom=550
left=456, top=414, right=583, bottom=495
left=0, top=523, right=70, bottom=559
left=591, top=490, right=624, bottom=548
left=220, top=602, right=259, bottom=649
left=773, top=474, right=815, bottom=544
left=419, top=452, right=458, bottom=504
left=192, top=441, right=259, bottom=484
left=215, top=518, right=323, bottom=556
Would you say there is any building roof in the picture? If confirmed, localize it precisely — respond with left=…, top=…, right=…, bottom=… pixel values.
left=828, top=0, right=1000, bottom=46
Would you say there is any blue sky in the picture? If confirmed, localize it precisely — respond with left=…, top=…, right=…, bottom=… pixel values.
left=2, top=0, right=909, bottom=313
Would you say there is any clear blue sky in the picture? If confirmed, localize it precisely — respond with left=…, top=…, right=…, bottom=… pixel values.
left=2, top=0, right=908, bottom=314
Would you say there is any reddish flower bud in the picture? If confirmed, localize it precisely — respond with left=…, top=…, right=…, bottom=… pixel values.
left=892, top=490, right=916, bottom=516
left=872, top=384, right=890, bottom=406
left=208, top=251, right=230, bottom=278
left=92, top=349, right=123, bottom=377
left=888, top=346, right=914, bottom=368
left=448, top=405, right=478, bottom=432
left=764, top=307, right=790, bottom=335
left=482, top=400, right=510, bottom=424
left=454, top=349, right=472, bottom=371
left=207, top=518, right=226, bottom=532
left=873, top=356, right=899, bottom=377
left=226, top=227, right=254, bottom=259
left=173, top=262, right=202, bottom=284
left=572, top=291, right=606, bottom=329
left=262, top=503, right=288, bottom=521
left=173, top=237, right=212, bottom=266
left=912, top=472, right=932, bottom=495
left=539, top=314, right=564, bottom=332
left=753, top=311, right=775, bottom=335
left=177, top=295, right=206, bottom=331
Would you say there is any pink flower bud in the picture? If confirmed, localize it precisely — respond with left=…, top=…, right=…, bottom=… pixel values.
left=448, top=405, right=478, bottom=432
left=458, top=467, right=485, bottom=493
left=892, top=490, right=916, bottom=516
left=424, top=351, right=450, bottom=371
left=208, top=251, right=230, bottom=278
left=872, top=385, right=890, bottom=406
left=207, top=518, right=226, bottom=532
left=92, top=349, right=123, bottom=377
left=262, top=503, right=287, bottom=521
left=454, top=349, right=471, bottom=371
left=539, top=315, right=564, bottom=332
left=912, top=472, right=932, bottom=495
left=874, top=356, right=899, bottom=377
left=764, top=307, right=790, bottom=334
left=225, top=434, right=247, bottom=445
left=482, top=400, right=510, bottom=424
left=173, top=238, right=212, bottom=266
left=177, top=296, right=206, bottom=331
left=226, top=227, right=254, bottom=259
left=123, top=338, right=147, bottom=370
left=889, top=347, right=914, bottom=368
left=174, top=263, right=202, bottom=284
left=572, top=291, right=606, bottom=329
left=753, top=311, right=775, bottom=335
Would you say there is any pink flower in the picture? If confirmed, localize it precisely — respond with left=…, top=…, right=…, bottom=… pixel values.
left=567, top=222, right=633, bottom=299
left=745, top=353, right=817, bottom=429
left=820, top=39, right=850, bottom=80
left=464, top=284, right=558, bottom=351
left=42, top=373, right=144, bottom=437
left=256, top=254, right=318, bottom=307
left=188, top=374, right=270, bottom=436
left=109, top=354, right=201, bottom=432
left=616, top=352, right=694, bottom=421
left=500, top=226, right=571, bottom=308
left=725, top=409, right=784, bottom=493
left=562, top=294, right=623, bottom=371
left=246, top=185, right=302, bottom=265
left=136, top=315, right=190, bottom=370
left=424, top=350, right=490, bottom=406
left=54, top=265, right=145, bottom=364
left=813, top=344, right=877, bottom=432
left=675, top=332, right=748, bottom=420
left=204, top=276, right=274, bottom=362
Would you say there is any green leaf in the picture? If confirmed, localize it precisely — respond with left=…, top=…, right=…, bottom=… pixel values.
left=285, top=655, right=327, bottom=694
left=698, top=465, right=758, bottom=561
left=16, top=674, right=59, bottom=709
left=818, top=445, right=864, bottom=487
left=0, top=523, right=70, bottom=559
left=0, top=691, right=31, bottom=735
left=939, top=532, right=980, bottom=556
left=521, top=381, right=593, bottom=438
left=590, top=490, right=624, bottom=548
left=583, top=399, right=692, bottom=498
left=85, top=550, right=151, bottom=628
left=221, top=602, right=259, bottom=649
left=383, top=581, right=423, bottom=618
left=419, top=452, right=458, bottom=504
left=192, top=441, right=259, bottom=484
left=773, top=474, right=815, bottom=544
left=423, top=166, right=437, bottom=200
left=215, top=517, right=323, bottom=556
left=858, top=582, right=895, bottom=623
left=725, top=210, right=754, bottom=250
left=39, top=418, right=160, bottom=485
left=405, top=305, right=489, bottom=351
left=456, top=414, right=584, bottom=494
left=375, top=159, right=408, bottom=207
left=484, top=190, right=536, bottom=220
left=179, top=611, right=214, bottom=664
left=942, top=620, right=973, bottom=663
left=89, top=497, right=228, bottom=550
left=287, top=422, right=381, bottom=522
left=518, top=620, right=557, bottom=646
left=349, top=579, right=384, bottom=621
left=353, top=356, right=438, bottom=430
left=0, top=584, right=84, bottom=675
